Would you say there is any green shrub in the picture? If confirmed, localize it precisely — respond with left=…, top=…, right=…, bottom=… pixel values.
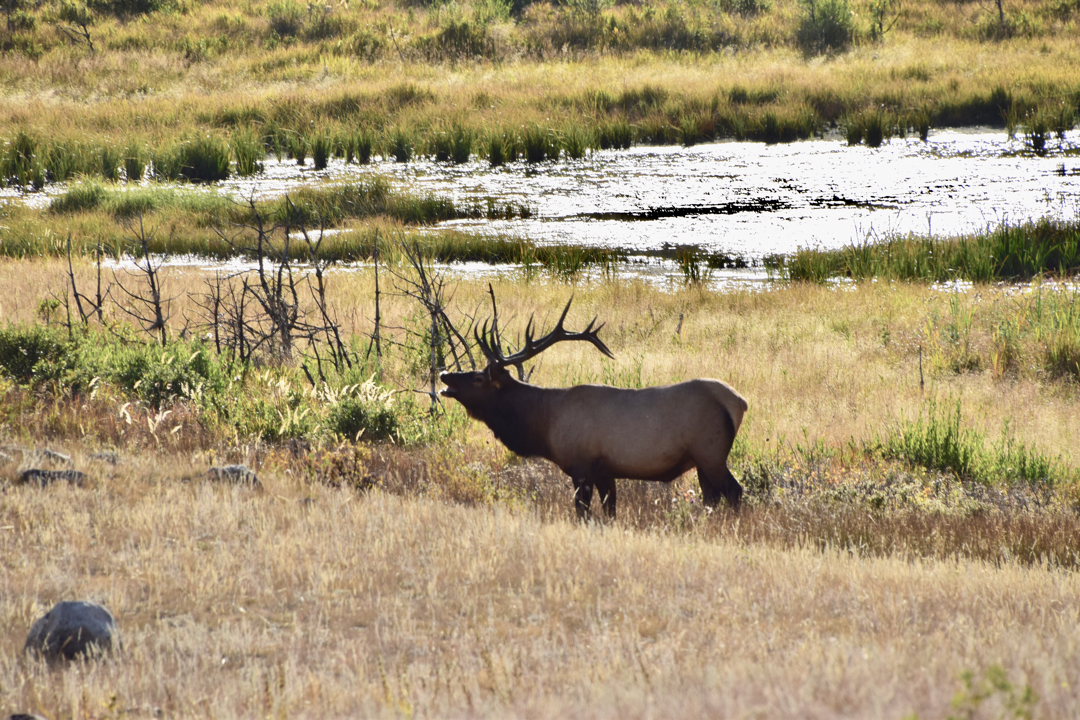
left=0, top=325, right=67, bottom=384
left=108, top=342, right=224, bottom=409
left=22, top=331, right=227, bottom=408
left=797, top=0, right=854, bottom=54
left=326, top=380, right=399, bottom=441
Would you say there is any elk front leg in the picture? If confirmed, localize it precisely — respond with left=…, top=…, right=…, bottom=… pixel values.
left=698, top=465, right=743, bottom=510
left=572, top=477, right=593, bottom=519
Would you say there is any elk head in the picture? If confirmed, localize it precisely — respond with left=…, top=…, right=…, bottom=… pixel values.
left=439, top=296, right=614, bottom=418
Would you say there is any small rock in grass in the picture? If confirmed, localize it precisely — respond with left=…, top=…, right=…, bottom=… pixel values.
left=24, top=600, right=119, bottom=662
left=33, top=449, right=73, bottom=467
left=90, top=451, right=121, bottom=465
left=206, top=464, right=261, bottom=487
left=18, top=469, right=87, bottom=488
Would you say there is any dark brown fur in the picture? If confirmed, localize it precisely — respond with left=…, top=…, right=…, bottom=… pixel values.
left=440, top=364, right=748, bottom=518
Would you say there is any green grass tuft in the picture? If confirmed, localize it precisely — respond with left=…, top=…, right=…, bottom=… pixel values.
left=231, top=127, right=265, bottom=177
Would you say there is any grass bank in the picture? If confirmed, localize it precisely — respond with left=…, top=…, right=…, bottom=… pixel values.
left=10, top=180, right=1080, bottom=290
left=1, top=0, right=1078, bottom=189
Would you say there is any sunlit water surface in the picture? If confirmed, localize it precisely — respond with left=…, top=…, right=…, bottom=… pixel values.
left=10, top=129, right=1080, bottom=290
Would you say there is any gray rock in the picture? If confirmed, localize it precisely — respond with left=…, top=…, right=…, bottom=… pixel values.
left=33, top=449, right=73, bottom=467
left=207, top=464, right=261, bottom=487
left=90, top=451, right=121, bottom=465
left=0, top=443, right=26, bottom=458
left=18, top=469, right=87, bottom=488
left=24, top=601, right=119, bottom=661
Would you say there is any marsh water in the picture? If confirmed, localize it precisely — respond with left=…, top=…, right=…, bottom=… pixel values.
left=229, top=128, right=1079, bottom=260
left=10, top=129, right=1080, bottom=276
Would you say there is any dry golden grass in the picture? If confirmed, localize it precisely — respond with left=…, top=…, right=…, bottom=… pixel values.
left=2, top=257, right=1078, bottom=469
left=2, top=9, right=1078, bottom=148
left=1, top=455, right=1078, bottom=718
left=2, top=257, right=1079, bottom=716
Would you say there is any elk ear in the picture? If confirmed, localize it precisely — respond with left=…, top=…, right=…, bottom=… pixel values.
left=485, top=365, right=508, bottom=388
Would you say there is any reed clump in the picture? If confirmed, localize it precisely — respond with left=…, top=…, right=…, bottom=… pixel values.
left=782, top=218, right=1080, bottom=284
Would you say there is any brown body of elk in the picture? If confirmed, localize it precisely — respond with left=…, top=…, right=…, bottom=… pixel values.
left=439, top=298, right=748, bottom=518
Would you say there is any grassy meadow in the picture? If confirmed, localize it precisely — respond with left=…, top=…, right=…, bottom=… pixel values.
left=2, top=0, right=1080, bottom=714
left=2, top=252, right=1080, bottom=715
left=1, top=474, right=1078, bottom=718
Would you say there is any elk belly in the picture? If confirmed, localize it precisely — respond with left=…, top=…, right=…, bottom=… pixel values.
left=547, top=385, right=701, bottom=479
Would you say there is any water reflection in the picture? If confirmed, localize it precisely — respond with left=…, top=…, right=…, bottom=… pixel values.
left=9, top=129, right=1079, bottom=263
left=225, top=129, right=1080, bottom=260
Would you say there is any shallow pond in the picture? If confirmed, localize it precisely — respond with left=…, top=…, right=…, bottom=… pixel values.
left=10, top=128, right=1080, bottom=267
left=229, top=128, right=1079, bottom=261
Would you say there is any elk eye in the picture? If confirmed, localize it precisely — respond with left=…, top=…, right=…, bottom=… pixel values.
left=471, top=376, right=484, bottom=385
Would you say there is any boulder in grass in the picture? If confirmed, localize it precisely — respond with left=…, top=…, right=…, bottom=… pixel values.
left=90, top=451, right=121, bottom=465
left=33, top=449, right=73, bottom=467
left=24, top=601, right=119, bottom=662
left=207, top=464, right=261, bottom=487
left=18, top=469, right=87, bottom=487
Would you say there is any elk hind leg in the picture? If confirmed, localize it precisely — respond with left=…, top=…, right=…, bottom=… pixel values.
left=696, top=463, right=743, bottom=510
left=594, top=475, right=617, bottom=519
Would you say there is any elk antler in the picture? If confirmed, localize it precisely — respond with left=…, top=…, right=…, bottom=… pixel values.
left=475, top=292, right=614, bottom=371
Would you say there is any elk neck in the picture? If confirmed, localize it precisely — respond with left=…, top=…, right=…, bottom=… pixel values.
left=476, top=378, right=557, bottom=460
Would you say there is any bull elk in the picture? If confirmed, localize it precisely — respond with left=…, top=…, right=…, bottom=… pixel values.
left=439, top=297, right=748, bottom=518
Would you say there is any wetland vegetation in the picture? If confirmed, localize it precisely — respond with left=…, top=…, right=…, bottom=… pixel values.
left=1, top=0, right=1079, bottom=190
